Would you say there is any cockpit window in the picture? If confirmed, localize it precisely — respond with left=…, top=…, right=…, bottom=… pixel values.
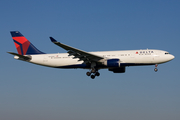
left=165, top=52, right=169, bottom=54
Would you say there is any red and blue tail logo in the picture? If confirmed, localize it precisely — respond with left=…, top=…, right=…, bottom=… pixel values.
left=11, top=31, right=45, bottom=55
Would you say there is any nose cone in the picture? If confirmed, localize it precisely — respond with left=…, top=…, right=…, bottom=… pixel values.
left=170, top=54, right=175, bottom=61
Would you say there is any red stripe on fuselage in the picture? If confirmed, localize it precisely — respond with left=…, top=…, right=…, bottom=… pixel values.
left=13, top=36, right=30, bottom=55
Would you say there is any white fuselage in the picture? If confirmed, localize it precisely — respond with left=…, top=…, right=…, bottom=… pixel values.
left=15, top=49, right=174, bottom=69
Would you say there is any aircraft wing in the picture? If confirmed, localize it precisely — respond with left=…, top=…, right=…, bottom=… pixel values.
left=50, top=37, right=104, bottom=63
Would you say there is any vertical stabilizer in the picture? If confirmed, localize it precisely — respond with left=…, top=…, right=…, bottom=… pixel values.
left=10, top=31, right=45, bottom=55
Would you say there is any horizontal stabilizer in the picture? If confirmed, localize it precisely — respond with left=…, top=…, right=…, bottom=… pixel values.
left=7, top=52, right=31, bottom=60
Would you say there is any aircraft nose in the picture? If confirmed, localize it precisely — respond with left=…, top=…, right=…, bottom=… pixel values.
left=170, top=54, right=175, bottom=60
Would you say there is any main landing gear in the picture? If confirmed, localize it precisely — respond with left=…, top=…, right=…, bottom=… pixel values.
left=86, top=62, right=100, bottom=79
left=154, top=64, right=158, bottom=72
left=86, top=68, right=100, bottom=79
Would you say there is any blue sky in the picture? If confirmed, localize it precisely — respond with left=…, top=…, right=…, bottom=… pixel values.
left=0, top=0, right=180, bottom=120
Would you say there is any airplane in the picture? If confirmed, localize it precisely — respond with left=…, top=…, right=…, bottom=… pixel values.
left=8, top=31, right=175, bottom=79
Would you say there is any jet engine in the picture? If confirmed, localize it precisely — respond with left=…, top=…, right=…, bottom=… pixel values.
left=103, top=59, right=120, bottom=67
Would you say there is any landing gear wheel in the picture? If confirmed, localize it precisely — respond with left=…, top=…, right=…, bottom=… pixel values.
left=154, top=68, right=158, bottom=72
left=86, top=72, right=91, bottom=76
left=91, top=75, right=95, bottom=79
left=95, top=72, right=100, bottom=76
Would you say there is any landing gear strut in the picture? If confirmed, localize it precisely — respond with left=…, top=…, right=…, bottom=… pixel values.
left=154, top=64, right=158, bottom=72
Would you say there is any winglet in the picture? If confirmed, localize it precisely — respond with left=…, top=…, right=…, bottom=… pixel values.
left=50, top=37, right=58, bottom=43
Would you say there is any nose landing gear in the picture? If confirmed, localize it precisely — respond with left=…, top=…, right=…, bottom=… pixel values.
left=154, top=64, right=158, bottom=72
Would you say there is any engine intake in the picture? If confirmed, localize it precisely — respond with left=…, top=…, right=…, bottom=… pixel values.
left=103, top=59, right=120, bottom=67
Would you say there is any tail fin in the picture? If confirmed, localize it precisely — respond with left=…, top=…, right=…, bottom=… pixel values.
left=10, top=31, right=45, bottom=55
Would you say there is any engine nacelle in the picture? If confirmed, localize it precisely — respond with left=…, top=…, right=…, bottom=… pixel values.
left=108, top=67, right=126, bottom=73
left=103, top=59, right=120, bottom=67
